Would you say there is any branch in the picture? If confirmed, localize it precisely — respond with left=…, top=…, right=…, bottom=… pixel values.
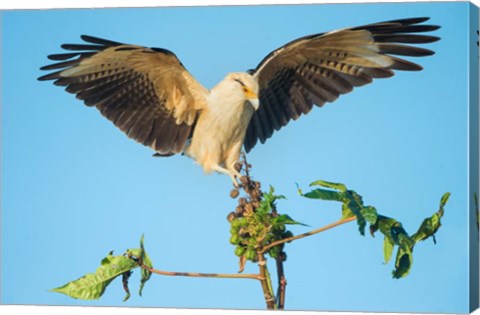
left=275, top=257, right=287, bottom=309
left=261, top=216, right=357, bottom=254
left=141, top=264, right=264, bottom=281
left=257, top=254, right=276, bottom=309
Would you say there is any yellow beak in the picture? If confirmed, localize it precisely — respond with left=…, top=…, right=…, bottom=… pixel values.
left=248, top=98, right=259, bottom=111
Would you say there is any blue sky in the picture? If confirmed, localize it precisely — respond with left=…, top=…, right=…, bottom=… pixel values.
left=1, top=1, right=478, bottom=313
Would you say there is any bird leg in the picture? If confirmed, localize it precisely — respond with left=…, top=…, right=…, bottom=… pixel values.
left=212, top=164, right=242, bottom=187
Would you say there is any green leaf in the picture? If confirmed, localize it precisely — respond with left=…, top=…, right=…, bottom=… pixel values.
left=383, top=236, right=394, bottom=264
left=341, top=202, right=355, bottom=220
left=371, top=216, right=416, bottom=277
left=139, top=235, right=153, bottom=296
left=309, top=180, right=347, bottom=192
left=411, top=193, right=449, bottom=243
left=51, top=253, right=138, bottom=300
left=123, top=291, right=131, bottom=302
left=355, top=215, right=367, bottom=236
left=440, top=192, right=451, bottom=209
left=411, top=212, right=441, bottom=243
left=301, top=188, right=345, bottom=202
left=122, top=271, right=132, bottom=302
left=257, top=186, right=285, bottom=216
left=272, top=214, right=307, bottom=226
left=125, top=246, right=153, bottom=296
left=392, top=247, right=413, bottom=279
left=101, top=250, right=114, bottom=265
left=374, top=215, right=399, bottom=236
left=342, top=190, right=368, bottom=235
left=391, top=224, right=415, bottom=250
left=388, top=224, right=415, bottom=278
left=360, top=206, right=378, bottom=225
left=297, top=180, right=448, bottom=280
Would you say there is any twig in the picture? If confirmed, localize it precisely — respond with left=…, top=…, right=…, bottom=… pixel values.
left=140, top=264, right=264, bottom=281
left=240, top=151, right=251, bottom=178
left=261, top=216, right=357, bottom=254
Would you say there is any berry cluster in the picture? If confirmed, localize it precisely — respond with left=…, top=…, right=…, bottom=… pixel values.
left=227, top=162, right=291, bottom=267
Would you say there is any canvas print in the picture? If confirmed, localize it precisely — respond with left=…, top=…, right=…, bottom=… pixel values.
left=1, top=1, right=479, bottom=313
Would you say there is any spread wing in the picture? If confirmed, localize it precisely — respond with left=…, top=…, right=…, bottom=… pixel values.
left=38, top=35, right=208, bottom=156
left=244, top=17, right=440, bottom=152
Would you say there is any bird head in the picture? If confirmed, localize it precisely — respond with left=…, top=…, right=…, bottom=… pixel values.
left=223, top=72, right=260, bottom=111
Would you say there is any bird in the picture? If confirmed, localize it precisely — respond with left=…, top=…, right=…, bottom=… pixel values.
left=38, top=17, right=440, bottom=187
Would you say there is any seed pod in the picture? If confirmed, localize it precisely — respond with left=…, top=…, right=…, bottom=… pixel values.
left=230, top=234, right=240, bottom=245
left=238, top=217, right=249, bottom=227
left=227, top=212, right=237, bottom=222
left=234, top=162, right=243, bottom=172
left=238, top=197, right=246, bottom=205
left=230, top=189, right=240, bottom=199
left=248, top=237, right=257, bottom=246
left=266, top=234, right=275, bottom=242
left=255, top=225, right=265, bottom=234
left=235, top=205, right=244, bottom=215
left=240, top=176, right=249, bottom=185
left=245, top=248, right=256, bottom=261
left=238, top=229, right=250, bottom=238
left=230, top=226, right=239, bottom=235
left=231, top=219, right=241, bottom=229
left=283, top=231, right=294, bottom=240
left=269, top=246, right=280, bottom=258
left=234, top=246, right=246, bottom=257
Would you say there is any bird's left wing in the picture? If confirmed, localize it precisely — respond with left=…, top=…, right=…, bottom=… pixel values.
left=38, top=35, right=208, bottom=156
left=244, top=17, right=440, bottom=152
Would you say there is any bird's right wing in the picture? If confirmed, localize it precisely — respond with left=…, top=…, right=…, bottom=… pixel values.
left=38, top=35, right=209, bottom=156
left=244, top=17, right=440, bottom=153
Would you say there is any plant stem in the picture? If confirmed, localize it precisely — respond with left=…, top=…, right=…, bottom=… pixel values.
left=140, top=264, right=263, bottom=281
left=257, top=254, right=276, bottom=309
left=275, top=258, right=286, bottom=309
left=261, top=216, right=357, bottom=254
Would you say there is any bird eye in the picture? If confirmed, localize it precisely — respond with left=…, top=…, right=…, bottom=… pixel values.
left=234, top=78, right=245, bottom=87
left=234, top=78, right=253, bottom=96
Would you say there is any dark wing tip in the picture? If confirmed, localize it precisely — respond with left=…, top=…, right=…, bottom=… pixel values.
left=365, top=17, right=440, bottom=60
left=244, top=16, right=441, bottom=152
left=427, top=25, right=441, bottom=31
left=60, top=43, right=105, bottom=51
left=39, top=35, right=125, bottom=80
left=353, top=17, right=441, bottom=35
left=421, top=35, right=441, bottom=43
left=80, top=34, right=124, bottom=46
left=378, top=44, right=436, bottom=57
left=39, top=64, right=54, bottom=71
left=150, top=47, right=177, bottom=56
left=47, top=52, right=80, bottom=61
left=243, top=138, right=255, bottom=153
left=59, top=35, right=123, bottom=51
left=37, top=70, right=61, bottom=81
left=384, top=17, right=431, bottom=25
